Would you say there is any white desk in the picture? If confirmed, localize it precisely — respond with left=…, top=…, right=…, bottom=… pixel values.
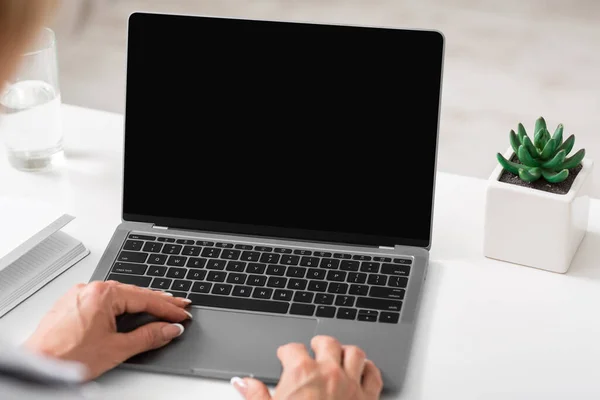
left=2, top=104, right=600, bottom=399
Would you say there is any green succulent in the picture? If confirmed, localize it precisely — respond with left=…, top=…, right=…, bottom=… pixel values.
left=496, top=117, right=585, bottom=183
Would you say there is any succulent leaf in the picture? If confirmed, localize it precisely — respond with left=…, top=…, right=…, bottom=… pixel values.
left=541, top=169, right=569, bottom=183
left=534, top=117, right=547, bottom=138
left=518, top=145, right=541, bottom=167
left=522, top=135, right=538, bottom=157
left=540, top=138, right=557, bottom=160
left=541, top=149, right=566, bottom=170
left=497, top=153, right=521, bottom=174
left=509, top=130, right=520, bottom=154
left=552, top=124, right=564, bottom=146
left=534, top=128, right=545, bottom=150
left=518, top=167, right=542, bottom=182
left=559, top=149, right=585, bottom=170
left=557, top=134, right=575, bottom=156
left=517, top=123, right=527, bottom=144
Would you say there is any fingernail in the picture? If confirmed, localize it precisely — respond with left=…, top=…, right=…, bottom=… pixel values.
left=184, top=310, right=193, bottom=319
left=162, top=292, right=174, bottom=296
left=181, top=298, right=192, bottom=304
left=162, top=323, right=185, bottom=339
left=230, top=377, right=247, bottom=396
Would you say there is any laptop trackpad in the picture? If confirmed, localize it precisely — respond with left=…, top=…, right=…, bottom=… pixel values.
left=126, top=308, right=318, bottom=382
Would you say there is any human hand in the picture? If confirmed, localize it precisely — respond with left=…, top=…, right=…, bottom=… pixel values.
left=231, top=335, right=383, bottom=400
left=24, top=281, right=192, bottom=380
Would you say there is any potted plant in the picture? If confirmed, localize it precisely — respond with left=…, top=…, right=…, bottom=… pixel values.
left=483, top=117, right=594, bottom=273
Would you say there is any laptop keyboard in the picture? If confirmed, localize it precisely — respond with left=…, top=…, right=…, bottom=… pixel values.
left=105, top=233, right=412, bottom=324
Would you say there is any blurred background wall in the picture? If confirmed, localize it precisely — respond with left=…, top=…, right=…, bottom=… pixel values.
left=50, top=0, right=600, bottom=195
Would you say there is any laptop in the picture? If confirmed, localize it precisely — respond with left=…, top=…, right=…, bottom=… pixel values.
left=90, top=11, right=444, bottom=392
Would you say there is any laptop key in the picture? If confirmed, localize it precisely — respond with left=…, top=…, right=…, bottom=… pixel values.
left=356, top=297, right=402, bottom=312
left=191, top=281, right=212, bottom=293
left=382, top=264, right=411, bottom=276
left=266, top=265, right=286, bottom=276
left=148, top=253, right=167, bottom=265
left=287, top=279, right=307, bottom=290
left=166, top=291, right=188, bottom=298
left=241, top=251, right=261, bottom=262
left=129, top=234, right=156, bottom=241
left=333, top=253, right=352, bottom=259
left=307, top=268, right=326, bottom=280
left=293, top=249, right=312, bottom=256
left=335, top=295, right=355, bottom=307
left=182, top=246, right=201, bottom=256
left=143, top=242, right=163, bottom=253
left=313, top=252, right=332, bottom=257
left=290, top=303, right=315, bottom=316
left=117, top=251, right=148, bottom=263
left=157, top=237, right=176, bottom=243
left=273, top=289, right=293, bottom=301
left=300, top=257, right=319, bottom=267
left=293, top=291, right=314, bottom=303
left=281, top=255, right=300, bottom=266
left=319, top=259, right=340, bottom=270
left=336, top=308, right=357, bottom=320
left=162, top=244, right=183, bottom=255
left=247, top=263, right=266, bottom=274
left=286, top=267, right=305, bottom=278
left=216, top=242, right=234, bottom=248
left=252, top=288, right=273, bottom=299
left=221, top=249, right=241, bottom=260
left=212, top=283, right=232, bottom=296
left=347, top=272, right=367, bottom=284
left=121, top=240, right=142, bottom=252
left=340, top=260, right=359, bottom=271
left=367, top=274, right=387, bottom=286
left=173, top=280, right=192, bottom=292
left=260, top=253, right=280, bottom=264
left=379, top=312, right=400, bottom=324
left=167, top=256, right=187, bottom=267
left=326, top=270, right=346, bottom=282
left=186, top=269, right=207, bottom=281
left=151, top=278, right=172, bottom=289
left=274, top=248, right=292, bottom=254
left=188, top=293, right=289, bottom=314
left=148, top=266, right=167, bottom=277
left=112, top=262, right=147, bottom=275
left=166, top=267, right=186, bottom=279
left=307, top=280, right=327, bottom=292
left=352, top=255, right=371, bottom=261
left=187, top=257, right=207, bottom=269
left=327, top=283, right=348, bottom=294
left=373, top=257, right=392, bottom=262
left=226, top=261, right=246, bottom=272
left=202, top=247, right=222, bottom=258
left=393, top=258, right=412, bottom=265
left=267, top=276, right=287, bottom=288
left=369, top=287, right=405, bottom=300
left=232, top=285, right=252, bottom=297
left=107, top=273, right=151, bottom=287
left=314, top=294, right=334, bottom=305
left=360, top=262, right=380, bottom=273
left=234, top=244, right=253, bottom=250
left=357, top=310, right=378, bottom=322
left=226, top=273, right=247, bottom=285
left=388, top=276, right=409, bottom=288
left=196, top=240, right=214, bottom=246
left=254, top=246, right=274, bottom=252
left=176, top=239, right=195, bottom=245
left=206, top=260, right=227, bottom=270
left=206, top=271, right=227, bottom=282
left=247, top=275, right=267, bottom=286
left=349, top=284, right=369, bottom=296
left=316, top=306, right=336, bottom=318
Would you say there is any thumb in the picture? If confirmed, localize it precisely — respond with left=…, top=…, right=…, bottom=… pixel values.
left=119, top=322, right=184, bottom=358
left=231, top=377, right=272, bottom=400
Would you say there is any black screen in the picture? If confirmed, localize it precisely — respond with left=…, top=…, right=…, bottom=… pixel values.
left=123, top=13, right=444, bottom=248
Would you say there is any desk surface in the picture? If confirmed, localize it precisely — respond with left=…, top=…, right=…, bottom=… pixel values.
left=2, top=104, right=600, bottom=399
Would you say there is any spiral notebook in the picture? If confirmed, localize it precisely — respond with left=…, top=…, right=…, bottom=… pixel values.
left=0, top=196, right=90, bottom=318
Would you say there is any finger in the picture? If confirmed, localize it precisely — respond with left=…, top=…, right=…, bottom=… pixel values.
left=110, top=284, right=191, bottom=322
left=361, top=359, right=383, bottom=396
left=276, top=342, right=312, bottom=370
left=110, top=281, right=191, bottom=307
left=311, top=335, right=342, bottom=365
left=116, top=322, right=185, bottom=360
left=231, top=377, right=272, bottom=400
left=342, top=345, right=367, bottom=381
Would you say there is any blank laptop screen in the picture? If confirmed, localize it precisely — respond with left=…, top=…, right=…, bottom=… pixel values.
left=123, top=13, right=444, bottom=248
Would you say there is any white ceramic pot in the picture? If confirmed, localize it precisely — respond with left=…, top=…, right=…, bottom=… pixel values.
left=483, top=146, right=594, bottom=273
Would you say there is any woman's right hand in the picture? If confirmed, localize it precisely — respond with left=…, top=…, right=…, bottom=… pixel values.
left=231, top=335, right=383, bottom=400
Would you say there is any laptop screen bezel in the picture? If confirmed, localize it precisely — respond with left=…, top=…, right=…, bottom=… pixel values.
left=121, top=12, right=444, bottom=250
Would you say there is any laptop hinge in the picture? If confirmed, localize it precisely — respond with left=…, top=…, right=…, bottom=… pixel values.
left=153, top=225, right=169, bottom=230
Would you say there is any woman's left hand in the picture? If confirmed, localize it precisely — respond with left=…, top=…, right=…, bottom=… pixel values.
left=24, top=280, right=192, bottom=380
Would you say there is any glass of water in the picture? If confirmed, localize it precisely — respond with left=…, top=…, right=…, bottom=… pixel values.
left=0, top=27, right=63, bottom=172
